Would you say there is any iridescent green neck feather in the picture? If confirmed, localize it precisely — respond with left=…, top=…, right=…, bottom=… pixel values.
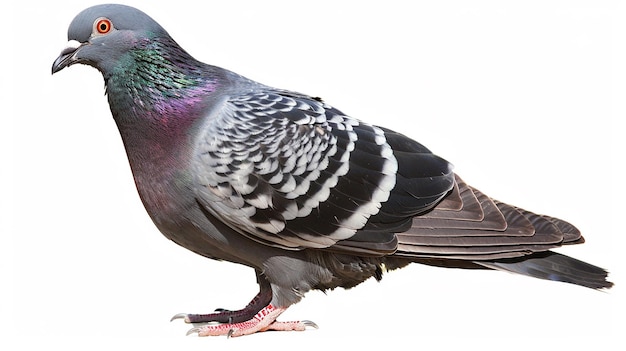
left=105, top=36, right=218, bottom=122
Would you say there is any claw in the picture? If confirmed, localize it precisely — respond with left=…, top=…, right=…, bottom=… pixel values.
left=170, top=313, right=190, bottom=323
left=226, top=328, right=235, bottom=338
left=186, top=327, right=201, bottom=336
left=214, top=308, right=229, bottom=312
left=302, top=320, right=319, bottom=329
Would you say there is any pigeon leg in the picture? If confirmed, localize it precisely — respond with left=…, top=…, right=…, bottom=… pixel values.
left=171, top=271, right=272, bottom=324
left=187, top=303, right=316, bottom=337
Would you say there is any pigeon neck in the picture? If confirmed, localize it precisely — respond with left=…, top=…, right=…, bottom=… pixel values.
left=104, top=37, right=223, bottom=154
left=105, top=37, right=219, bottom=121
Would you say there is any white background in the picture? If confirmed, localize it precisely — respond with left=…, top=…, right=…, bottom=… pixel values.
left=3, top=0, right=624, bottom=349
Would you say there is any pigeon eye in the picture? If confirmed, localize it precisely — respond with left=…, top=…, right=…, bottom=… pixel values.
left=95, top=18, right=112, bottom=34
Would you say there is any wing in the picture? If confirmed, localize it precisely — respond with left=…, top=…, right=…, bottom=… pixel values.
left=395, top=175, right=585, bottom=261
left=193, top=90, right=454, bottom=251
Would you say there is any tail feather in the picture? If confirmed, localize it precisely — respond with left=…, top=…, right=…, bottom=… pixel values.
left=477, top=251, right=613, bottom=289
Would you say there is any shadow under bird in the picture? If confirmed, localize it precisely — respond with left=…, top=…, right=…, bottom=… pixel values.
left=52, top=3, right=612, bottom=337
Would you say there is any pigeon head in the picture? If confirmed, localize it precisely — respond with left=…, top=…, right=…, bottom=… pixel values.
left=52, top=4, right=170, bottom=76
left=52, top=3, right=221, bottom=124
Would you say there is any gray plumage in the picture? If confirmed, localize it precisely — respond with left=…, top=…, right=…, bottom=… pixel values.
left=52, top=4, right=612, bottom=337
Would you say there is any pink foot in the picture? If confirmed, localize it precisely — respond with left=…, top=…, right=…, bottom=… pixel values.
left=186, top=304, right=317, bottom=337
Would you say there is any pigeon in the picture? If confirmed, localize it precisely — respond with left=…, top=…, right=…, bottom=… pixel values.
left=52, top=4, right=612, bottom=337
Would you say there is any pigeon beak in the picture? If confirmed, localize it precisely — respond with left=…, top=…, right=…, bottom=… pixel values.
left=52, top=40, right=85, bottom=74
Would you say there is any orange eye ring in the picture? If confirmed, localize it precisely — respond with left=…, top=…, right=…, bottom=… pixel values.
left=95, top=18, right=112, bottom=34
